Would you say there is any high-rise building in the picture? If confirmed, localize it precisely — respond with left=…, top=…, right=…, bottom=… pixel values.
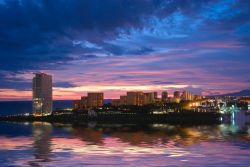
left=73, top=100, right=81, bottom=110
left=162, top=91, right=168, bottom=102
left=194, top=95, right=202, bottom=100
left=181, top=91, right=193, bottom=101
left=120, top=95, right=127, bottom=105
left=87, top=92, right=104, bottom=109
left=144, top=92, right=157, bottom=105
left=173, top=91, right=180, bottom=99
left=73, top=93, right=103, bottom=110
left=80, top=96, right=88, bottom=109
left=127, top=92, right=144, bottom=106
left=73, top=96, right=87, bottom=110
left=32, top=73, right=52, bottom=116
left=111, top=99, right=120, bottom=106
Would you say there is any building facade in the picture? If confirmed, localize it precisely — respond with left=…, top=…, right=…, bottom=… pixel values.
left=111, top=99, right=120, bottom=107
left=173, top=91, right=180, bottom=99
left=143, top=92, right=157, bottom=105
left=32, top=73, right=52, bottom=116
left=87, top=93, right=104, bottom=109
left=120, top=95, right=127, bottom=105
left=162, top=91, right=168, bottom=102
left=182, top=91, right=194, bottom=101
left=73, top=100, right=81, bottom=110
left=73, top=93, right=104, bottom=110
left=126, top=92, right=144, bottom=106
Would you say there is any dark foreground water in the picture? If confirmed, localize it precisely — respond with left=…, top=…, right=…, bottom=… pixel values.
left=0, top=121, right=249, bottom=167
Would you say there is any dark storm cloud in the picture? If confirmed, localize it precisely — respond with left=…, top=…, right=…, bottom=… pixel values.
left=54, top=81, right=77, bottom=88
left=1, top=0, right=250, bottom=96
left=102, top=43, right=154, bottom=56
left=200, top=0, right=250, bottom=32
left=0, top=0, right=226, bottom=72
left=0, top=73, right=30, bottom=90
left=0, top=80, right=30, bottom=90
left=80, top=54, right=100, bottom=59
left=239, top=37, right=250, bottom=47
left=0, top=0, right=165, bottom=71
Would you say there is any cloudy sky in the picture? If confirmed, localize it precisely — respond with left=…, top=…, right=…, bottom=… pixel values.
left=0, top=0, right=250, bottom=100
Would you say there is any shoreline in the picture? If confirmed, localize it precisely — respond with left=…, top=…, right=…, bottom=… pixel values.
left=0, top=112, right=222, bottom=124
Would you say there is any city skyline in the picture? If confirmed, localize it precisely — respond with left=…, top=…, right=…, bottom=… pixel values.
left=0, top=0, right=250, bottom=100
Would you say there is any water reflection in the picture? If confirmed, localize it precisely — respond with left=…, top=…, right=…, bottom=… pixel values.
left=29, top=122, right=52, bottom=166
left=70, top=123, right=250, bottom=146
left=0, top=122, right=249, bottom=166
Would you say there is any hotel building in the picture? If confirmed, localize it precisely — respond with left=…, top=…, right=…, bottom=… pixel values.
left=144, top=92, right=158, bottom=105
left=87, top=93, right=104, bottom=109
left=182, top=91, right=194, bottom=101
left=173, top=91, right=181, bottom=99
left=126, top=92, right=144, bottom=106
left=120, top=95, right=127, bottom=105
left=73, top=93, right=104, bottom=110
left=162, top=91, right=168, bottom=102
left=32, top=73, right=52, bottom=116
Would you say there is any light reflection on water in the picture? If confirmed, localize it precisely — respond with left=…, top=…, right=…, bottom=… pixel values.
left=0, top=122, right=250, bottom=167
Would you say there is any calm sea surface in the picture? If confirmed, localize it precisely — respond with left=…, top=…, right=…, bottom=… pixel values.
left=0, top=101, right=250, bottom=166
left=0, top=122, right=249, bottom=167
left=0, top=100, right=111, bottom=116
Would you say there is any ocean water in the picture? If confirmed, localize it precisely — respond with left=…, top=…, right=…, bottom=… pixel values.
left=0, top=122, right=249, bottom=167
left=0, top=100, right=112, bottom=116
left=0, top=100, right=73, bottom=116
left=0, top=101, right=250, bottom=166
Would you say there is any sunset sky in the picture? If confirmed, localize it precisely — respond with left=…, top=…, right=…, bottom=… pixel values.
left=0, top=0, right=250, bottom=100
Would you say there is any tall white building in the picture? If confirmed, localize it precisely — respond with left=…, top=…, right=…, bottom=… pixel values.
left=32, top=73, right=52, bottom=116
